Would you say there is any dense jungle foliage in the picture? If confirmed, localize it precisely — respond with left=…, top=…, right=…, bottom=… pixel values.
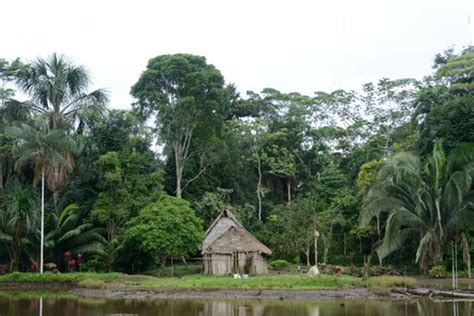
left=0, top=46, right=473, bottom=275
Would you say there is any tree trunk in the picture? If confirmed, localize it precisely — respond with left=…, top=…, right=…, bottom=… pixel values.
left=160, top=257, right=167, bottom=276
left=304, top=246, right=310, bottom=266
left=363, top=254, right=372, bottom=280
left=5, top=246, right=13, bottom=272
left=108, top=256, right=112, bottom=273
left=376, top=215, right=382, bottom=267
left=314, top=234, right=319, bottom=267
left=11, top=247, right=20, bottom=272
left=173, top=128, right=194, bottom=199
left=455, top=242, right=459, bottom=289
left=40, top=170, right=45, bottom=274
left=256, top=153, right=263, bottom=221
left=323, top=245, right=329, bottom=265
left=435, top=198, right=443, bottom=239
left=53, top=191, right=59, bottom=207
left=452, top=241, right=456, bottom=290
left=343, top=232, right=346, bottom=256
left=286, top=180, right=291, bottom=203
left=6, top=244, right=20, bottom=272
left=321, top=234, right=329, bottom=265
left=461, top=233, right=471, bottom=279
left=175, top=147, right=183, bottom=199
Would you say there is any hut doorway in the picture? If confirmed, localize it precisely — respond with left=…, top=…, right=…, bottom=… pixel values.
left=232, top=252, right=239, bottom=273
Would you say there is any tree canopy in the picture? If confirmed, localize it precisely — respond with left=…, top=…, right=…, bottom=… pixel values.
left=0, top=47, right=473, bottom=275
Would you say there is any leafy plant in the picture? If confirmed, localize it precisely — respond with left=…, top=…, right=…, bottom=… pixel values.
left=270, top=259, right=290, bottom=270
left=428, top=265, right=448, bottom=278
left=122, top=195, right=203, bottom=275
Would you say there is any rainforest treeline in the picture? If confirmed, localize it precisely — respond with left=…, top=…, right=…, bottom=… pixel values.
left=0, top=46, right=473, bottom=274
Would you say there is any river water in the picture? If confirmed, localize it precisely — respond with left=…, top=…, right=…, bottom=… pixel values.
left=0, top=293, right=473, bottom=316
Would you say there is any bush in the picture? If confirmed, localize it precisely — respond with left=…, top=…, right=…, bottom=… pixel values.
left=270, top=259, right=289, bottom=270
left=80, top=255, right=108, bottom=272
left=428, top=265, right=448, bottom=278
left=122, top=195, right=203, bottom=275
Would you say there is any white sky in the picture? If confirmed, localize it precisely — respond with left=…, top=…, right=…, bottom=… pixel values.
left=2, top=0, right=473, bottom=109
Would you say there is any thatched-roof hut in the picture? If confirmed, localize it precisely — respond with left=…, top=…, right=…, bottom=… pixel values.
left=202, top=210, right=272, bottom=275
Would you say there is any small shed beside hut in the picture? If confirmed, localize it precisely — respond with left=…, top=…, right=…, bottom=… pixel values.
left=202, top=210, right=272, bottom=275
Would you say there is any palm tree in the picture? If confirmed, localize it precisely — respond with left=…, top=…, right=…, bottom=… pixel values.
left=360, top=141, right=474, bottom=272
left=12, top=53, right=108, bottom=202
left=14, top=53, right=108, bottom=131
left=0, top=181, right=38, bottom=271
left=7, top=119, right=72, bottom=273
left=44, top=204, right=105, bottom=269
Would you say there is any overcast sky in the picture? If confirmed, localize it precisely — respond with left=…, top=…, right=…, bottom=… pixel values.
left=2, top=0, right=473, bottom=109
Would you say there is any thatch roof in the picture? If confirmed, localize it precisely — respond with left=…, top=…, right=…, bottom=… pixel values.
left=202, top=210, right=272, bottom=255
left=205, top=209, right=242, bottom=236
left=203, top=226, right=272, bottom=254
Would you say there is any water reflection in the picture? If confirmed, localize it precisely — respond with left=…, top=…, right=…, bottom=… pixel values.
left=0, top=293, right=473, bottom=316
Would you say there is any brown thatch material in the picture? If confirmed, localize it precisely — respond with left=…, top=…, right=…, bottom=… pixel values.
left=203, top=226, right=272, bottom=255
left=202, top=210, right=271, bottom=255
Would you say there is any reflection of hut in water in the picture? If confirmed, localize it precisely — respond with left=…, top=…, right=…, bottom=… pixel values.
left=202, top=210, right=272, bottom=275
left=202, top=301, right=265, bottom=316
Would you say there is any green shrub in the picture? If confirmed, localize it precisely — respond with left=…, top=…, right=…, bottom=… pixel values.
left=428, top=265, right=447, bottom=278
left=80, top=255, right=108, bottom=272
left=269, top=259, right=289, bottom=270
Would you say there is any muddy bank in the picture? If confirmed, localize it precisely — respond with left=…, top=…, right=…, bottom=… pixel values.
left=72, top=287, right=380, bottom=301
left=0, top=282, right=75, bottom=291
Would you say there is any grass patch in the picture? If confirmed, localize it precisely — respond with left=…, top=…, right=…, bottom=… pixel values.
left=0, top=272, right=417, bottom=292
left=144, top=264, right=202, bottom=277
left=365, top=276, right=416, bottom=289
left=136, top=274, right=362, bottom=290
left=77, top=279, right=107, bottom=289
left=0, top=272, right=121, bottom=283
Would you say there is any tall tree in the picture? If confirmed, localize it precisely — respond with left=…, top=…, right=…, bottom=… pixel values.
left=361, top=78, right=419, bottom=155
left=435, top=47, right=474, bottom=96
left=414, top=47, right=474, bottom=154
left=13, top=53, right=108, bottom=131
left=131, top=54, right=229, bottom=198
left=11, top=54, right=108, bottom=203
left=7, top=119, right=72, bottom=273
left=0, top=58, right=28, bottom=191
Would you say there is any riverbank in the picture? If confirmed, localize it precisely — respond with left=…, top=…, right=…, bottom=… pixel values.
left=72, top=287, right=380, bottom=301
left=0, top=273, right=415, bottom=289
left=0, top=272, right=420, bottom=301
